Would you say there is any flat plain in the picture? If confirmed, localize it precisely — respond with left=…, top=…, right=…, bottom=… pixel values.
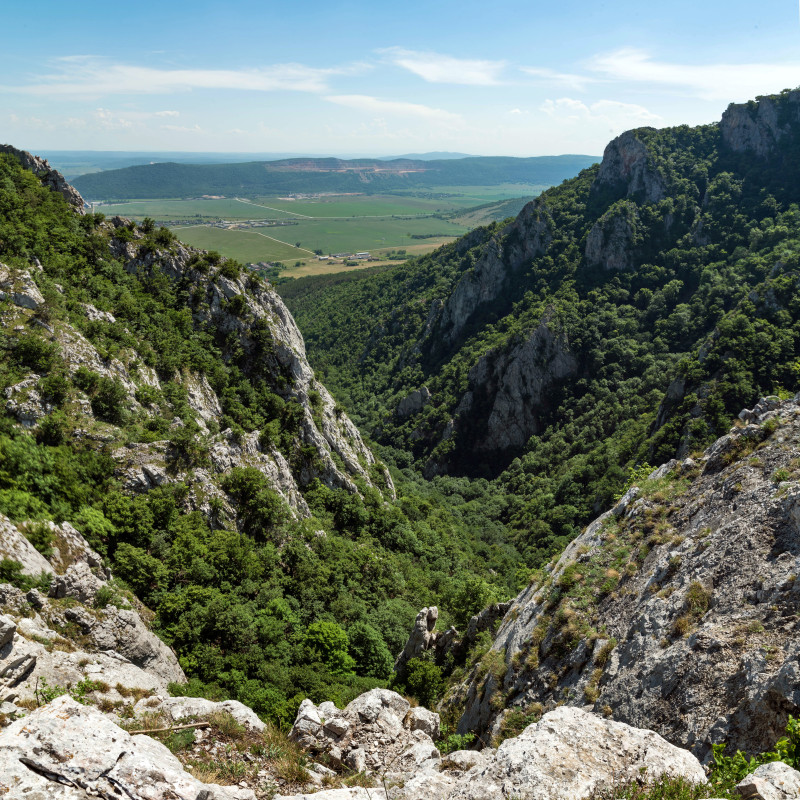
left=93, top=185, right=543, bottom=275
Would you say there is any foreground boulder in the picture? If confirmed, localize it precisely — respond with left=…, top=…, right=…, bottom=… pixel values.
left=736, top=761, right=800, bottom=799
left=282, top=700, right=707, bottom=800
left=444, top=706, right=707, bottom=800
left=0, top=695, right=254, bottom=799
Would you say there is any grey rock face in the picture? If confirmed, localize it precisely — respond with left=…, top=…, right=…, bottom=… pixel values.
left=591, top=129, right=666, bottom=203
left=584, top=200, right=640, bottom=271
left=0, top=144, right=86, bottom=211
left=437, top=199, right=552, bottom=347
left=0, top=514, right=53, bottom=577
left=282, top=698, right=707, bottom=800
left=720, top=91, right=800, bottom=157
left=0, top=263, right=45, bottom=309
left=460, top=317, right=578, bottom=453
left=450, top=395, right=800, bottom=759
left=0, top=514, right=185, bottom=697
left=394, top=606, right=439, bottom=672
left=396, top=386, right=431, bottom=419
left=0, top=695, right=251, bottom=799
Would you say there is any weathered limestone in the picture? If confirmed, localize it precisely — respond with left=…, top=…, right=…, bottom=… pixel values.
left=735, top=761, right=800, bottom=800
left=0, top=695, right=254, bottom=800
left=289, top=688, right=441, bottom=778
left=444, top=707, right=707, bottom=800
left=450, top=394, right=800, bottom=760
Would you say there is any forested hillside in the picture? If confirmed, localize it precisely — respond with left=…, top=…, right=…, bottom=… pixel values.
left=71, top=155, right=598, bottom=200
left=0, top=147, right=521, bottom=727
left=281, top=89, right=800, bottom=568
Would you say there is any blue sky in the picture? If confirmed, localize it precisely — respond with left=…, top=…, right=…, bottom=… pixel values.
left=3, top=0, right=800, bottom=156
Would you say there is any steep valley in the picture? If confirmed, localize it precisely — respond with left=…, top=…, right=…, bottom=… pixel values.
left=3, top=89, right=800, bottom=800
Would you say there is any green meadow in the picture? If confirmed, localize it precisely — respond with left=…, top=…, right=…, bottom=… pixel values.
left=93, top=186, right=540, bottom=270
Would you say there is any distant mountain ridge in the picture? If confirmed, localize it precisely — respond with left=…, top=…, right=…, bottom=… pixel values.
left=71, top=154, right=599, bottom=200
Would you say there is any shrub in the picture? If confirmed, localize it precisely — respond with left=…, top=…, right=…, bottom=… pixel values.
left=402, top=657, right=444, bottom=708
left=38, top=370, right=70, bottom=405
left=347, top=621, right=393, bottom=679
left=14, top=336, right=59, bottom=372
left=304, top=621, right=355, bottom=676
left=23, top=521, right=54, bottom=557
left=91, top=376, right=128, bottom=422
left=0, top=558, right=51, bottom=592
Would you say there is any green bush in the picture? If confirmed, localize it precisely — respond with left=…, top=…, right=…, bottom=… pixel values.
left=22, top=521, right=54, bottom=557
left=304, top=621, right=356, bottom=676
left=401, top=657, right=444, bottom=708
left=348, top=621, right=393, bottom=679
left=14, top=336, right=59, bottom=372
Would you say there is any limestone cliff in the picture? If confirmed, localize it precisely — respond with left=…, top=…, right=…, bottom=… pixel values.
left=590, top=129, right=667, bottom=204
left=438, top=394, right=800, bottom=760
left=452, top=316, right=578, bottom=455
left=720, top=88, right=800, bottom=157
left=434, top=198, right=552, bottom=348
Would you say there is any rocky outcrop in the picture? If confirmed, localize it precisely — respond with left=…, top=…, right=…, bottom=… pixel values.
left=282, top=700, right=709, bottom=800
left=454, top=316, right=578, bottom=454
left=0, top=144, right=85, bottom=211
left=0, top=515, right=185, bottom=707
left=720, top=90, right=800, bottom=157
left=436, top=199, right=552, bottom=347
left=0, top=577, right=184, bottom=701
left=584, top=200, right=640, bottom=271
left=449, top=394, right=800, bottom=760
left=444, top=706, right=706, bottom=800
left=590, top=129, right=666, bottom=203
left=0, top=695, right=254, bottom=799
left=289, top=689, right=441, bottom=777
left=133, top=695, right=266, bottom=732
left=396, top=386, right=431, bottom=419
left=0, top=262, right=45, bottom=309
left=395, top=603, right=511, bottom=674
left=0, top=514, right=53, bottom=576
left=394, top=606, right=441, bottom=672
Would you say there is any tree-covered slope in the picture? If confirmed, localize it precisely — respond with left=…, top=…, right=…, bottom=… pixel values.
left=281, top=89, right=800, bottom=568
left=71, top=155, right=599, bottom=200
left=0, top=147, right=522, bottom=725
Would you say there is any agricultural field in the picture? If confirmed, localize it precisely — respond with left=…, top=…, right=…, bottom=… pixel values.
left=93, top=186, right=542, bottom=276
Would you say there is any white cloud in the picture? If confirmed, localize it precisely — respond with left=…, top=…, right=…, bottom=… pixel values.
left=520, top=66, right=596, bottom=91
left=90, top=108, right=181, bottom=129
left=589, top=48, right=800, bottom=101
left=540, top=97, right=661, bottom=126
left=380, top=47, right=505, bottom=85
left=325, top=94, right=461, bottom=122
left=7, top=56, right=361, bottom=96
left=509, top=108, right=522, bottom=114
left=162, top=123, right=204, bottom=134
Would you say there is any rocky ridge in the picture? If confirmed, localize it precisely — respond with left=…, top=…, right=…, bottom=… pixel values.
left=433, top=198, right=553, bottom=349
left=435, top=394, right=800, bottom=761
left=0, top=209, right=393, bottom=527
left=0, top=144, right=85, bottom=211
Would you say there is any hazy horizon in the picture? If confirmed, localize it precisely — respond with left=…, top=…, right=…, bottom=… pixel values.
left=4, top=0, right=800, bottom=156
